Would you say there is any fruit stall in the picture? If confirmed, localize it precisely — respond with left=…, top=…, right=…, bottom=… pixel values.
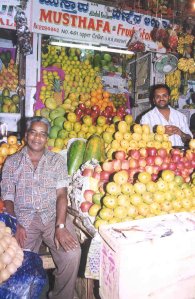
left=0, top=0, right=195, bottom=298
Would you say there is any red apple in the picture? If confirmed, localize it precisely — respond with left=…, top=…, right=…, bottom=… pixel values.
left=112, top=159, right=122, bottom=171
left=184, top=161, right=192, bottom=169
left=78, top=103, right=86, bottom=111
left=191, top=160, right=195, bottom=168
left=177, top=161, right=185, bottom=170
left=129, top=158, right=139, bottom=169
left=169, top=162, right=177, bottom=171
left=161, top=162, right=169, bottom=170
left=105, top=106, right=113, bottom=115
left=146, top=156, right=155, bottom=166
left=80, top=201, right=93, bottom=212
left=83, top=190, right=95, bottom=202
left=171, top=154, right=181, bottom=163
left=102, top=161, right=114, bottom=173
left=118, top=106, right=126, bottom=113
left=115, top=151, right=126, bottom=160
left=175, top=169, right=182, bottom=176
left=128, top=149, right=141, bottom=160
left=121, top=160, right=130, bottom=170
left=91, top=111, right=99, bottom=120
left=145, top=165, right=154, bottom=174
left=82, top=168, right=94, bottom=177
left=146, top=147, right=157, bottom=156
left=157, top=148, right=167, bottom=158
left=75, top=108, right=83, bottom=116
left=138, top=158, right=147, bottom=168
left=163, top=156, right=171, bottom=164
left=154, top=156, right=163, bottom=166
left=171, top=148, right=182, bottom=156
left=91, top=105, right=100, bottom=113
left=100, top=171, right=111, bottom=182
left=85, top=108, right=91, bottom=115
left=139, top=148, right=148, bottom=157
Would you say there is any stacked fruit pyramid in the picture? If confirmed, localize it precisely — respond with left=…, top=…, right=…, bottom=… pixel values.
left=68, top=128, right=195, bottom=229
left=35, top=45, right=131, bottom=151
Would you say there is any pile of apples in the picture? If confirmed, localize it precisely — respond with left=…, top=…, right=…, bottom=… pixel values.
left=75, top=103, right=126, bottom=124
left=80, top=166, right=195, bottom=229
left=105, top=122, right=172, bottom=160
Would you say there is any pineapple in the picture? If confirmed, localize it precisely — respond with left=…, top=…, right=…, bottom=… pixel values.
left=53, top=78, right=63, bottom=106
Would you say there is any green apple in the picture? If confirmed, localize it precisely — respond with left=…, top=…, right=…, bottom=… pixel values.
left=83, top=116, right=93, bottom=127
left=97, top=116, right=106, bottom=127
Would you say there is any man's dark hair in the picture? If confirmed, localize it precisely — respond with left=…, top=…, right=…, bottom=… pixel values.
left=149, top=84, right=171, bottom=104
left=26, top=117, right=51, bottom=134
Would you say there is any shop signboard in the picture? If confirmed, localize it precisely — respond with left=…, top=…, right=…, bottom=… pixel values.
left=30, top=0, right=169, bottom=52
left=0, top=0, right=31, bottom=30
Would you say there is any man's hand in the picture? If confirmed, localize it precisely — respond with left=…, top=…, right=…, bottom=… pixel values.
left=15, top=223, right=27, bottom=248
left=165, top=125, right=181, bottom=136
left=54, top=227, right=78, bottom=252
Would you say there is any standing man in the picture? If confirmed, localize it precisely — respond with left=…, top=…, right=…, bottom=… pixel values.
left=1, top=116, right=81, bottom=299
left=140, top=84, right=192, bottom=146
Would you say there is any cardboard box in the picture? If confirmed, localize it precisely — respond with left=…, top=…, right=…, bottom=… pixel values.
left=99, top=213, right=195, bottom=299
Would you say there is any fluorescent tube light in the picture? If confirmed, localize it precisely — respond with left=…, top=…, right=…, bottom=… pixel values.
left=50, top=41, right=134, bottom=55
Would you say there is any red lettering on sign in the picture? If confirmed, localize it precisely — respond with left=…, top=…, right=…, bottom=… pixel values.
left=88, top=18, right=95, bottom=30
left=53, top=11, right=62, bottom=24
left=40, top=9, right=52, bottom=23
left=78, top=16, right=87, bottom=29
left=62, top=13, right=69, bottom=25
left=103, top=21, right=111, bottom=33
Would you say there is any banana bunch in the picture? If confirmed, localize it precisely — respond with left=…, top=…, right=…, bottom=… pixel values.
left=177, top=34, right=194, bottom=55
left=165, top=69, right=181, bottom=88
left=165, top=70, right=181, bottom=101
left=178, top=58, right=195, bottom=74
left=170, top=87, right=180, bottom=101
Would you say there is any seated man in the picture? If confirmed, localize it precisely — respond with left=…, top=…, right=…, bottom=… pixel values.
left=1, top=116, right=81, bottom=299
left=140, top=84, right=192, bottom=146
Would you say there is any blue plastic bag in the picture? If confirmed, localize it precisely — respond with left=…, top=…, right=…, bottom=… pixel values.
left=0, top=213, right=47, bottom=299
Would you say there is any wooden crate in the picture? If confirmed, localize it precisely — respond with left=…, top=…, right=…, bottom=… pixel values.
left=99, top=213, right=195, bottom=299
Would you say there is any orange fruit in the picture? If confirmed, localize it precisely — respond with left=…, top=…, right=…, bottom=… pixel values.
left=1, top=143, right=9, bottom=148
left=0, top=147, right=9, bottom=156
left=96, top=94, right=102, bottom=100
left=8, top=146, right=18, bottom=155
left=96, top=88, right=103, bottom=94
left=7, top=135, right=18, bottom=145
left=103, top=91, right=110, bottom=98
left=91, top=90, right=97, bottom=97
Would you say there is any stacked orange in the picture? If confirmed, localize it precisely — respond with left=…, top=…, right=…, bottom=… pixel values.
left=90, top=89, right=115, bottom=111
left=0, top=136, right=24, bottom=168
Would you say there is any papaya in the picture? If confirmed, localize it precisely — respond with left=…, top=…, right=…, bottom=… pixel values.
left=100, top=138, right=106, bottom=162
left=83, top=135, right=103, bottom=163
left=67, top=140, right=86, bottom=175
